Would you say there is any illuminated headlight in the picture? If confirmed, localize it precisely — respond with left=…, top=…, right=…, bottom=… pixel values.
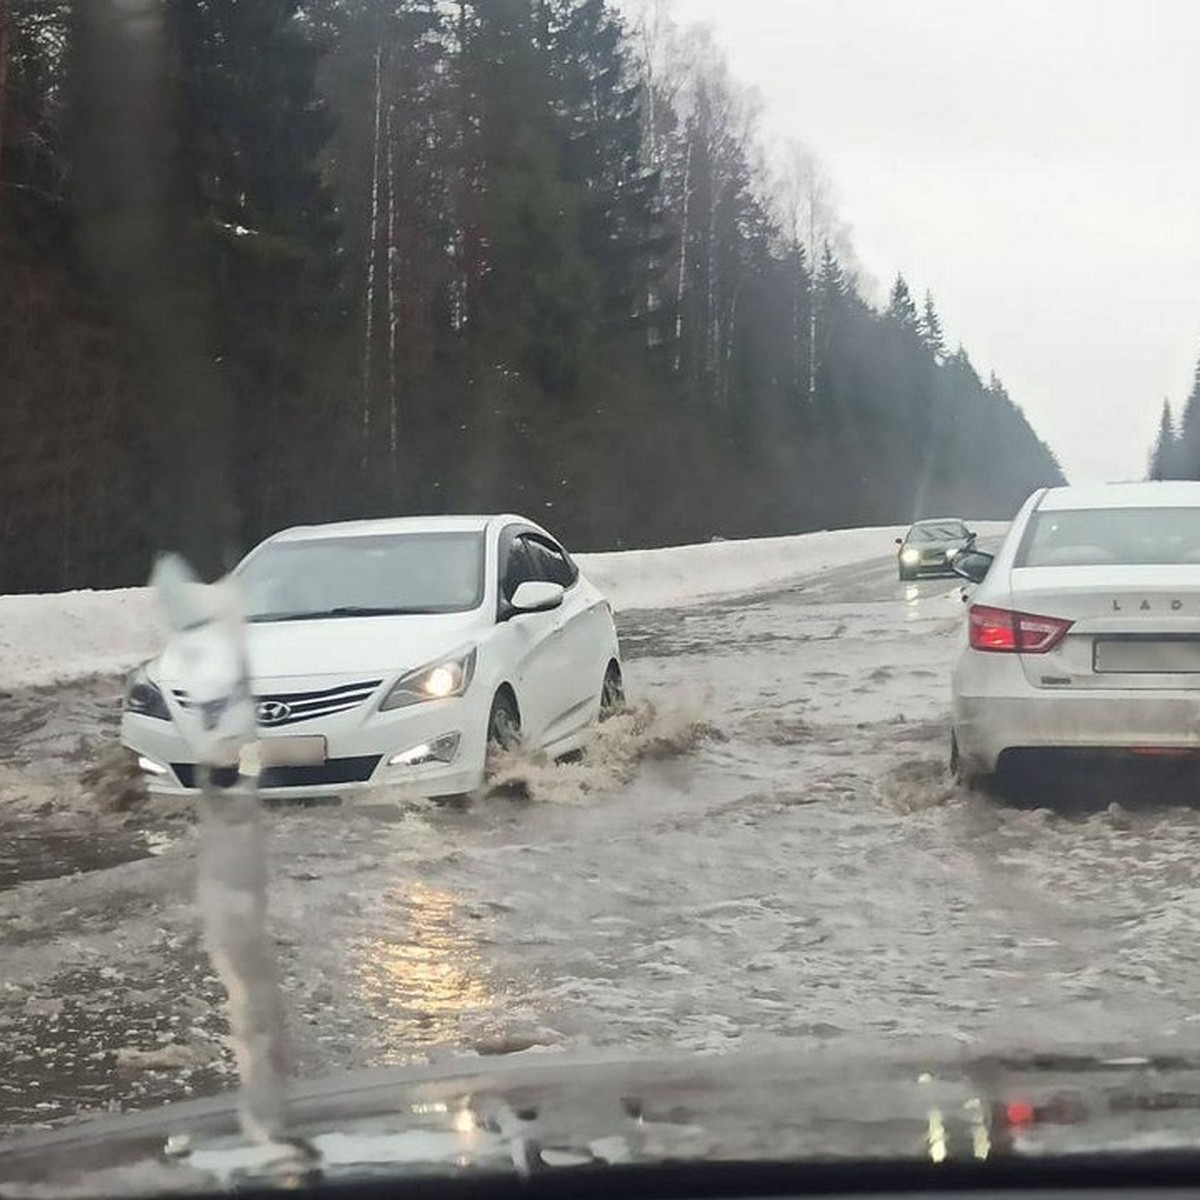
left=137, top=755, right=169, bottom=777
left=900, top=548, right=921, bottom=566
left=380, top=648, right=476, bottom=712
left=124, top=665, right=171, bottom=720
left=388, top=733, right=461, bottom=767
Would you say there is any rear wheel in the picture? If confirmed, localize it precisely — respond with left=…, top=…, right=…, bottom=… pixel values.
left=950, top=732, right=989, bottom=791
left=600, top=662, right=625, bottom=720
left=487, top=691, right=521, bottom=750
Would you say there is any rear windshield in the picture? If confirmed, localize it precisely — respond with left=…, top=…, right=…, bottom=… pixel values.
left=1018, top=508, right=1200, bottom=567
left=908, top=522, right=967, bottom=543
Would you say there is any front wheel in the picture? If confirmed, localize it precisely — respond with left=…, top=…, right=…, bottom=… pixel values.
left=487, top=691, right=521, bottom=750
left=600, top=662, right=625, bottom=720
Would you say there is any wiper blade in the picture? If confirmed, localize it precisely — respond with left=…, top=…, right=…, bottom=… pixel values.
left=247, top=606, right=432, bottom=622
left=326, top=606, right=433, bottom=616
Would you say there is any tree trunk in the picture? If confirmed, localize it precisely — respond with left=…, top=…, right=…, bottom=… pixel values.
left=361, top=39, right=384, bottom=466
left=0, top=0, right=11, bottom=229
left=385, top=100, right=399, bottom=471
left=721, top=280, right=739, bottom=412
left=705, top=171, right=718, bottom=384
left=672, top=135, right=691, bottom=373
left=806, top=191, right=819, bottom=407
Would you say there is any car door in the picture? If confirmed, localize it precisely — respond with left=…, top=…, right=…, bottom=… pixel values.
left=523, top=534, right=602, bottom=741
left=494, top=532, right=569, bottom=746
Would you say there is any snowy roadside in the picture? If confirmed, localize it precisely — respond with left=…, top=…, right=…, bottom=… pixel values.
left=0, top=522, right=1007, bottom=690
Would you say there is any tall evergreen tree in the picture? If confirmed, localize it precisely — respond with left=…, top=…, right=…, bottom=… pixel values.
left=459, top=0, right=600, bottom=394
left=536, top=0, right=661, bottom=328
left=1149, top=400, right=1178, bottom=481
left=920, top=291, right=945, bottom=361
left=170, top=0, right=344, bottom=537
left=887, top=274, right=919, bottom=330
left=1174, top=357, right=1200, bottom=480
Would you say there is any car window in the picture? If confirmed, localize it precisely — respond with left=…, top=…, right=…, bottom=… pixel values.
left=526, top=536, right=577, bottom=588
left=501, top=536, right=541, bottom=601
left=1018, top=507, right=1200, bottom=567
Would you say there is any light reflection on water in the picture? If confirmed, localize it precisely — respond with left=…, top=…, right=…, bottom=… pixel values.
left=353, top=882, right=495, bottom=1061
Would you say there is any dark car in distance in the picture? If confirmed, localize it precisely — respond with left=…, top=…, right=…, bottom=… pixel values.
left=896, top=518, right=976, bottom=580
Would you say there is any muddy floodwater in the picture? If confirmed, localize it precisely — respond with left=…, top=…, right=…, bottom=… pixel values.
left=6, top=550, right=1200, bottom=1136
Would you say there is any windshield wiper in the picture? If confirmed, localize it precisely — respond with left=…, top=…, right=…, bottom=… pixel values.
left=247, top=606, right=434, bottom=622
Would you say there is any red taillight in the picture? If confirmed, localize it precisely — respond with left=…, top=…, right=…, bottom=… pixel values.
left=1005, top=1100, right=1037, bottom=1127
left=969, top=604, right=1073, bottom=654
left=969, top=604, right=1018, bottom=651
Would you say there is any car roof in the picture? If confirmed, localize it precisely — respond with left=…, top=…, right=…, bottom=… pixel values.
left=270, top=514, right=529, bottom=543
left=1038, top=482, right=1200, bottom=512
left=912, top=517, right=966, bottom=526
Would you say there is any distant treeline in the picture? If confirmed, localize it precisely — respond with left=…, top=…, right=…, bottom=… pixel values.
left=0, top=0, right=1064, bottom=593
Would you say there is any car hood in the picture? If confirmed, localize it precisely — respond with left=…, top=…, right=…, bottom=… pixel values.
left=7, top=1041, right=1200, bottom=1195
left=153, top=611, right=486, bottom=685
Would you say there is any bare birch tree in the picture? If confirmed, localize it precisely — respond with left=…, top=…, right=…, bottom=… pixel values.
left=361, top=39, right=384, bottom=463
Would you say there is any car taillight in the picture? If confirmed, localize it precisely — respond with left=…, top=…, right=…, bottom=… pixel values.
left=969, top=604, right=1073, bottom=654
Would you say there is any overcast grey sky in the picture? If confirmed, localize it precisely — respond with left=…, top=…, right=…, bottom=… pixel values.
left=639, top=0, right=1200, bottom=483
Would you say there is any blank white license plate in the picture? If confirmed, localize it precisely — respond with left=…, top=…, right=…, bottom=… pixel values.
left=1094, top=638, right=1200, bottom=674
left=240, top=736, right=327, bottom=772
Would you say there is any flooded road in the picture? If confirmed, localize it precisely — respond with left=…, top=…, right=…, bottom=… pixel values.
left=5, top=549, right=1200, bottom=1135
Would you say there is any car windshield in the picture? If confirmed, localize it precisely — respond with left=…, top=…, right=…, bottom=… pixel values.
left=11, top=0, right=1200, bottom=1190
left=1018, top=507, right=1200, bottom=567
left=908, top=522, right=967, bottom=543
left=237, top=533, right=486, bottom=619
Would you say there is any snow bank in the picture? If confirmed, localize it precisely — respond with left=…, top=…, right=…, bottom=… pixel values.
left=579, top=525, right=909, bottom=612
left=0, top=523, right=1007, bottom=689
left=0, top=589, right=164, bottom=691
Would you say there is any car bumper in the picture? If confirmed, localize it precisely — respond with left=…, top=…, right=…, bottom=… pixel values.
left=900, top=557, right=954, bottom=575
left=122, top=697, right=489, bottom=801
left=953, top=653, right=1200, bottom=774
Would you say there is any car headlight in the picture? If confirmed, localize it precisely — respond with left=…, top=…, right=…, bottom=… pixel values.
left=124, top=664, right=171, bottom=720
left=380, top=648, right=477, bottom=712
left=389, top=733, right=462, bottom=767
left=900, top=547, right=921, bottom=565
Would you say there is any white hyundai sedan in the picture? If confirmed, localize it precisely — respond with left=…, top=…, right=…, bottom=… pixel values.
left=121, top=515, right=624, bottom=801
left=951, top=481, right=1200, bottom=785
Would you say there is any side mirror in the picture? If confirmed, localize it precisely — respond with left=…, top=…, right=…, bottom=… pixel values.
left=949, top=548, right=993, bottom=585
left=510, top=581, right=564, bottom=615
left=895, top=537, right=904, bottom=547
left=966, top=530, right=978, bottom=543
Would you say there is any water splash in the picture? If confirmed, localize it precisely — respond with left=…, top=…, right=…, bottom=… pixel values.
left=483, top=700, right=716, bottom=806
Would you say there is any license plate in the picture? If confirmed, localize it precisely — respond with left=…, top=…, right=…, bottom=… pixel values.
left=1094, top=638, right=1200, bottom=674
left=239, top=736, right=327, bottom=774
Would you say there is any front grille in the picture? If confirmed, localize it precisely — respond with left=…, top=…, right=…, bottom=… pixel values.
left=172, top=679, right=383, bottom=728
left=171, top=755, right=382, bottom=790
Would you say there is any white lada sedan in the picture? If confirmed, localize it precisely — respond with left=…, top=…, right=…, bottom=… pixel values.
left=951, top=481, right=1200, bottom=784
left=121, top=515, right=624, bottom=801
